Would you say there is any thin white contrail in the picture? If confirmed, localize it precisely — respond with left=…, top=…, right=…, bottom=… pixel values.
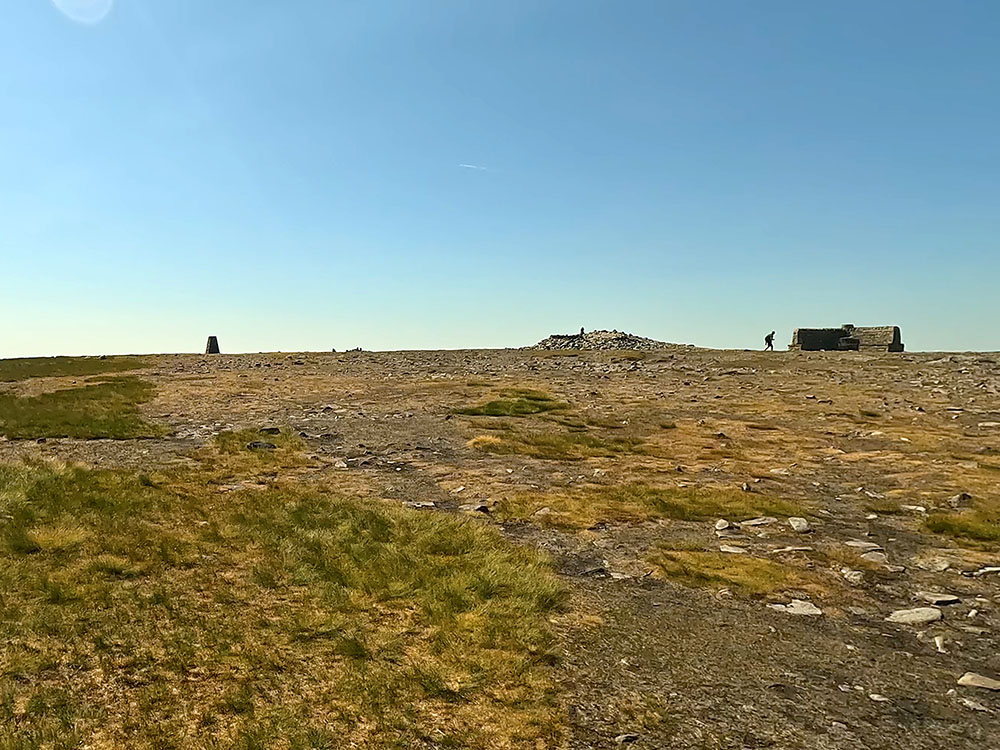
left=458, top=164, right=488, bottom=171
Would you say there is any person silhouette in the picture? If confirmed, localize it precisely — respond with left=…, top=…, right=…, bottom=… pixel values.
left=764, top=331, right=775, bottom=351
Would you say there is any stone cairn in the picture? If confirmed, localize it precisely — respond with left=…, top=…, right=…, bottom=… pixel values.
left=530, top=329, right=684, bottom=352
left=205, top=336, right=220, bottom=355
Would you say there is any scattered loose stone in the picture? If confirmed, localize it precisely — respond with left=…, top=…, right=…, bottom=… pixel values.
left=769, top=599, right=822, bottom=616
left=841, top=568, right=865, bottom=585
left=959, top=697, right=989, bottom=712
left=916, top=592, right=960, bottom=606
left=869, top=693, right=890, bottom=703
left=614, top=734, right=640, bottom=745
left=246, top=441, right=276, bottom=451
left=459, top=503, right=490, bottom=514
left=958, top=672, right=1000, bottom=691
left=715, top=519, right=731, bottom=531
left=885, top=607, right=942, bottom=626
left=861, top=551, right=889, bottom=565
left=788, top=517, right=810, bottom=533
left=720, top=545, right=747, bottom=554
left=770, top=546, right=813, bottom=554
left=258, top=427, right=281, bottom=435
left=948, top=492, right=973, bottom=509
left=846, top=540, right=883, bottom=551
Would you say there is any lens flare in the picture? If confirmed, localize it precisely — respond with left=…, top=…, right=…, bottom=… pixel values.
left=51, top=0, right=114, bottom=25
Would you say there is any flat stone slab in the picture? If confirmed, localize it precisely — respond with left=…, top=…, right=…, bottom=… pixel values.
left=915, top=592, right=960, bottom=606
left=958, top=672, right=1000, bottom=691
left=742, top=516, right=778, bottom=526
left=769, top=599, right=822, bottom=616
left=885, top=607, right=942, bottom=626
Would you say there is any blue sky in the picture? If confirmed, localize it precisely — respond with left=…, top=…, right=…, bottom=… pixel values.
left=1, top=1, right=998, bottom=355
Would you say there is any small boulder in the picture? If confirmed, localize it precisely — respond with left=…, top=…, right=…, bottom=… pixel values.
left=246, top=441, right=277, bottom=451
left=788, top=517, right=810, bottom=533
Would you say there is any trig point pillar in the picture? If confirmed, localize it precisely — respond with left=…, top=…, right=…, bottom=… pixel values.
left=205, top=336, right=220, bottom=354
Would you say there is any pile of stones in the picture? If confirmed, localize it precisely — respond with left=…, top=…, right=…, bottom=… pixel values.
left=531, top=329, right=681, bottom=352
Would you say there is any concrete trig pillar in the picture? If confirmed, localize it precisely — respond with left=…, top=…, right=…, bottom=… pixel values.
left=205, top=336, right=220, bottom=354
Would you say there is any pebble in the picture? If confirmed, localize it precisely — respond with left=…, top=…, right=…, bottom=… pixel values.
left=720, top=545, right=747, bottom=554
left=885, top=607, right=942, bottom=626
left=615, top=735, right=640, bottom=745
left=715, top=519, right=731, bottom=531
left=788, top=517, right=810, bottom=533
left=769, top=599, right=822, bottom=616
left=957, top=672, right=1000, bottom=691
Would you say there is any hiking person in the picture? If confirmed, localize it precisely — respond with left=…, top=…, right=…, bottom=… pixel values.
left=764, top=331, right=775, bottom=351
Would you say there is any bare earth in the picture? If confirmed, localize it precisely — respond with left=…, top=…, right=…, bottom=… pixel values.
left=3, top=347, right=999, bottom=749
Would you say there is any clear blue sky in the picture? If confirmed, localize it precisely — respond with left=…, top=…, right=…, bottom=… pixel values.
left=2, top=1, right=998, bottom=355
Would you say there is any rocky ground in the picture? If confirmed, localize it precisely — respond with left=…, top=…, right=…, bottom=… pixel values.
left=2, top=347, right=999, bottom=748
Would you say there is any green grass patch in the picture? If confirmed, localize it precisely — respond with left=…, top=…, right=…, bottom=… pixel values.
left=498, top=483, right=804, bottom=529
left=456, top=389, right=567, bottom=418
left=470, top=431, right=644, bottom=461
left=924, top=510, right=1000, bottom=546
left=648, top=548, right=820, bottom=596
left=0, top=356, right=145, bottom=382
left=0, top=376, right=161, bottom=439
left=0, top=461, right=566, bottom=748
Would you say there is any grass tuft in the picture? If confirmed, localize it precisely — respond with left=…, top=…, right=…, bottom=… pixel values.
left=470, top=431, right=644, bottom=461
left=924, top=510, right=1000, bottom=546
left=649, top=547, right=821, bottom=597
left=499, top=483, right=804, bottom=529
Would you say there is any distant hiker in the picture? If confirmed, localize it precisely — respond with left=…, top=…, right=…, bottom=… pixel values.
left=764, top=331, right=775, bottom=351
left=580, top=327, right=585, bottom=336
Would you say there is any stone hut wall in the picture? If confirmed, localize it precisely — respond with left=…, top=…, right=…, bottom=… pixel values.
left=789, top=325, right=904, bottom=352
